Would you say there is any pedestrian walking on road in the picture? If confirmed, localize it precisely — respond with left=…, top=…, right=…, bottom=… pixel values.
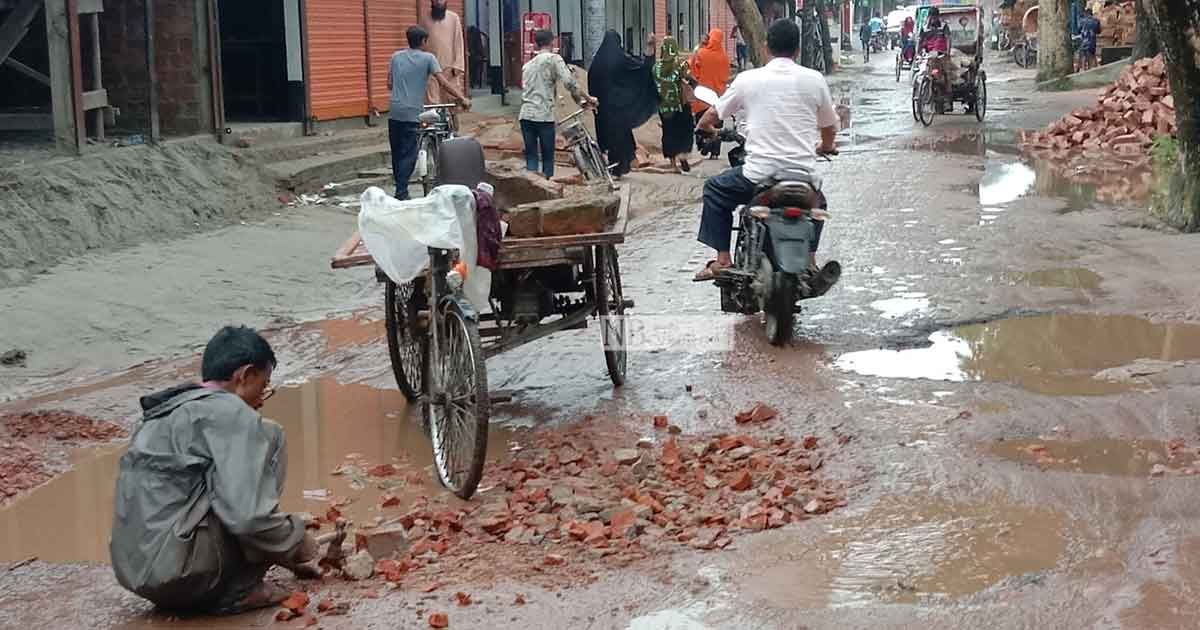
left=655, top=37, right=698, bottom=173
left=386, top=26, right=469, bottom=199
left=691, top=28, right=731, bottom=159
left=588, top=30, right=659, bottom=178
left=519, top=30, right=597, bottom=178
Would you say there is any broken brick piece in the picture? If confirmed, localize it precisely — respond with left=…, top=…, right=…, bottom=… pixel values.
left=429, top=612, right=450, bottom=628
left=653, top=415, right=669, bottom=428
left=454, top=592, right=472, bottom=606
left=728, top=470, right=753, bottom=492
left=281, top=592, right=310, bottom=612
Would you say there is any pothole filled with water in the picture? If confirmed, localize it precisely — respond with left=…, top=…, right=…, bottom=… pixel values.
left=999, top=268, right=1103, bottom=292
left=834, top=314, right=1200, bottom=396
left=735, top=495, right=1067, bottom=607
left=989, top=438, right=1200, bottom=476
left=0, top=378, right=523, bottom=563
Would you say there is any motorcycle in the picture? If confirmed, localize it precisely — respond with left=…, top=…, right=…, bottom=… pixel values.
left=693, top=86, right=843, bottom=346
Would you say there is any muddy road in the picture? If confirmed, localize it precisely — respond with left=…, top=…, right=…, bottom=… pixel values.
left=3, top=57, right=1200, bottom=629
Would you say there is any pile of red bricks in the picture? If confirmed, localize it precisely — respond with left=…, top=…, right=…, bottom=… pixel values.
left=1023, top=55, right=1175, bottom=157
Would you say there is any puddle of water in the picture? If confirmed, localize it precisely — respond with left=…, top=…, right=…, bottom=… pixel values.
left=1000, top=268, right=1103, bottom=292
left=835, top=314, right=1200, bottom=396
left=738, top=496, right=1066, bottom=607
left=989, top=438, right=1199, bottom=475
left=0, top=379, right=521, bottom=563
left=908, top=129, right=1021, bottom=157
left=979, top=162, right=1038, bottom=206
left=980, top=159, right=1153, bottom=212
left=869, top=297, right=931, bottom=320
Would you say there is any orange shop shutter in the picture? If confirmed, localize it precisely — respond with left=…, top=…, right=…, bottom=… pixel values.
left=368, top=0, right=418, bottom=113
left=307, top=0, right=370, bottom=121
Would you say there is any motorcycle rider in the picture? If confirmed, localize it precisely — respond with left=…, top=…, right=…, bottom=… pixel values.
left=693, top=19, right=839, bottom=282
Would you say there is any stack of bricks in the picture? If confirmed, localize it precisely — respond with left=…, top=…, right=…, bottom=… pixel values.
left=1021, top=54, right=1174, bottom=157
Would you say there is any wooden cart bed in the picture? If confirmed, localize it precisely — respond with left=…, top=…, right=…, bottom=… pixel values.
left=331, top=185, right=631, bottom=271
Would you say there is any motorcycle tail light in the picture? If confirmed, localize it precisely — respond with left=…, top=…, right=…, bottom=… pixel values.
left=749, top=206, right=771, bottom=220
left=783, top=207, right=806, bottom=218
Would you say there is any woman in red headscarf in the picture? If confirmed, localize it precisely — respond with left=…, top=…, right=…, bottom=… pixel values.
left=689, top=28, right=731, bottom=159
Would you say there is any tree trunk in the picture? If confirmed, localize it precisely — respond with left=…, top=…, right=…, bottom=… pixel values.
left=817, top=0, right=835, bottom=72
left=1037, top=0, right=1074, bottom=82
left=1142, top=0, right=1200, bottom=231
left=1132, top=0, right=1159, bottom=60
left=725, top=0, right=769, bottom=67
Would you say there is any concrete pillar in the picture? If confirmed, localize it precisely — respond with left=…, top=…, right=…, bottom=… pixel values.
left=583, top=0, right=604, bottom=65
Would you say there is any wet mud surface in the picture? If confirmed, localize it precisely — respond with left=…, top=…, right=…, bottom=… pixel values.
left=3, top=56, right=1200, bottom=629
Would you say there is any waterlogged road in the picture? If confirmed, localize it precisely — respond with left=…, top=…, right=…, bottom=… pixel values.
left=3, top=57, right=1200, bottom=629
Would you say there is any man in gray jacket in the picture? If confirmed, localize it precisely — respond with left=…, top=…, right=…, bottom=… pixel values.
left=110, top=326, right=318, bottom=614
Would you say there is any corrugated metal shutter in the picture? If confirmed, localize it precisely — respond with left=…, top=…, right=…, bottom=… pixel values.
left=308, top=0, right=370, bottom=120
left=368, top=0, right=418, bottom=112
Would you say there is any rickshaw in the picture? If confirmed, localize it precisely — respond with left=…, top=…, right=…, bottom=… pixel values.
left=910, top=1, right=987, bottom=127
left=1012, top=5, right=1039, bottom=68
left=895, top=22, right=918, bottom=82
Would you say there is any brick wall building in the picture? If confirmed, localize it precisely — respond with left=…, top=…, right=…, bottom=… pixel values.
left=101, top=0, right=214, bottom=136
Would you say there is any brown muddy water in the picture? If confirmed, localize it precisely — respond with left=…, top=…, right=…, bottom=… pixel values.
left=0, top=378, right=523, bottom=564
left=835, top=314, right=1200, bottom=396
left=989, top=438, right=1200, bottom=476
left=999, top=268, right=1104, bottom=292
left=735, top=495, right=1067, bottom=607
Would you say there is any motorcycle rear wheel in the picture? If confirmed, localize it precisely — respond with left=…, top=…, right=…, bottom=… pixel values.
left=765, top=272, right=797, bottom=346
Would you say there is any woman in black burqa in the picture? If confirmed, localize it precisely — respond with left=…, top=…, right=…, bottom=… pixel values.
left=588, top=30, right=659, bottom=178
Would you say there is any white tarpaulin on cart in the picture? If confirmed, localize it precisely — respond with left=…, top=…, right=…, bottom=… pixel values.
left=358, top=185, right=491, bottom=310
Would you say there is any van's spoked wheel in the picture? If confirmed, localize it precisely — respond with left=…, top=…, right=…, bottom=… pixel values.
left=426, top=299, right=489, bottom=499
left=595, top=245, right=628, bottom=386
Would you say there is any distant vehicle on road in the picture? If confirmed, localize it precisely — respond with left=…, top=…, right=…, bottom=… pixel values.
left=886, top=6, right=917, bottom=48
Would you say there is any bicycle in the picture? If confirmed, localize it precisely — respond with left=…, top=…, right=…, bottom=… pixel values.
left=415, top=104, right=458, bottom=196
left=559, top=108, right=616, bottom=190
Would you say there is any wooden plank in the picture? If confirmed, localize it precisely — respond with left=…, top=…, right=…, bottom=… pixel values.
left=77, top=0, right=102, bottom=14
left=45, top=0, right=78, bottom=152
left=0, top=112, right=53, bottom=130
left=2, top=57, right=49, bottom=85
left=144, top=0, right=160, bottom=143
left=81, top=88, right=107, bottom=111
left=67, top=0, right=85, bottom=151
left=87, top=12, right=102, bottom=140
left=0, top=0, right=41, bottom=67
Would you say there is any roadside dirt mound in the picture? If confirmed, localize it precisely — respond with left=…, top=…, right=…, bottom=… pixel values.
left=0, top=409, right=125, bottom=499
left=0, top=139, right=278, bottom=286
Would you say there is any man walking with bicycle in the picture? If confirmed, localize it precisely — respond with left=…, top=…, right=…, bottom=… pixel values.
left=519, top=30, right=597, bottom=178
left=388, top=25, right=470, bottom=199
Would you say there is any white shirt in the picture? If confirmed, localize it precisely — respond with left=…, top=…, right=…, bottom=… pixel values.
left=715, top=58, right=840, bottom=183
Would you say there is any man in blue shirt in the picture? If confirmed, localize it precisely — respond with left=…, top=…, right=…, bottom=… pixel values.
left=388, top=25, right=470, bottom=199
